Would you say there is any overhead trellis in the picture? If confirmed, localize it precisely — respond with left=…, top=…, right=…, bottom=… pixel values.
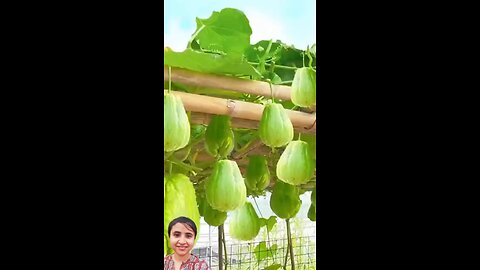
left=164, top=65, right=316, bottom=191
left=164, top=67, right=316, bottom=133
left=164, top=7, right=317, bottom=270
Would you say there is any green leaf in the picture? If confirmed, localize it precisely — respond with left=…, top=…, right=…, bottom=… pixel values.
left=190, top=125, right=206, bottom=141
left=164, top=49, right=260, bottom=77
left=309, top=44, right=316, bottom=58
left=254, top=241, right=277, bottom=263
left=263, top=264, right=282, bottom=270
left=259, top=217, right=268, bottom=227
left=193, top=8, right=252, bottom=56
left=245, top=40, right=284, bottom=63
left=245, top=40, right=316, bottom=82
left=266, top=216, right=277, bottom=232
left=270, top=244, right=278, bottom=255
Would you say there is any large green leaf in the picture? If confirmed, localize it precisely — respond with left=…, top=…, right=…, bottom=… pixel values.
left=266, top=216, right=277, bottom=232
left=245, top=40, right=317, bottom=83
left=164, top=49, right=260, bottom=77
left=254, top=241, right=277, bottom=263
left=260, top=215, right=277, bottom=232
left=194, top=8, right=252, bottom=56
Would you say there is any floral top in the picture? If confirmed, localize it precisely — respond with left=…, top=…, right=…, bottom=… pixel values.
left=164, top=254, right=211, bottom=270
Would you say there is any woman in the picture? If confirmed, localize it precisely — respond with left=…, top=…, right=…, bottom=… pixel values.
left=164, top=216, right=211, bottom=270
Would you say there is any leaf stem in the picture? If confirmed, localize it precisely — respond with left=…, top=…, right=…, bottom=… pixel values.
left=168, top=157, right=203, bottom=172
left=187, top=24, right=205, bottom=49
left=268, top=81, right=275, bottom=104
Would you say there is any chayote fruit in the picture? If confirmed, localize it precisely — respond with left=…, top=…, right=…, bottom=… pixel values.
left=291, top=67, right=316, bottom=108
left=203, top=200, right=227, bottom=227
left=259, top=103, right=294, bottom=148
left=276, top=140, right=315, bottom=185
left=269, top=181, right=301, bottom=219
left=204, top=115, right=234, bottom=158
left=164, top=94, right=190, bottom=152
left=229, top=201, right=261, bottom=241
left=205, top=160, right=246, bottom=212
left=245, top=155, right=270, bottom=195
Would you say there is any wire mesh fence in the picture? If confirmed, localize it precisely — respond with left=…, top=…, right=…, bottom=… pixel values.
left=192, top=235, right=316, bottom=270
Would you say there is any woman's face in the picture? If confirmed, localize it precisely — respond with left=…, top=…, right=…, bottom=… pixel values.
left=169, top=223, right=195, bottom=256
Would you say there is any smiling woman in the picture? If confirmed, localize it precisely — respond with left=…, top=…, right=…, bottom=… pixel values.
left=164, top=217, right=211, bottom=270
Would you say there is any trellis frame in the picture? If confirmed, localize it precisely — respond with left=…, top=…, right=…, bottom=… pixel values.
left=164, top=66, right=317, bottom=134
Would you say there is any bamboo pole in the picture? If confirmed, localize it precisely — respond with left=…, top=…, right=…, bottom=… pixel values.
left=190, top=112, right=316, bottom=134
left=165, top=90, right=316, bottom=133
left=164, top=66, right=292, bottom=101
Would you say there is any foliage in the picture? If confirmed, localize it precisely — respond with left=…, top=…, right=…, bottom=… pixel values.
left=164, top=7, right=316, bottom=268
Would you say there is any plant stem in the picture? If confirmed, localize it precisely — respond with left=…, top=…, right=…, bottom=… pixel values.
left=168, top=157, right=203, bottom=172
left=269, top=81, right=275, bottom=104
left=253, top=197, right=275, bottom=261
left=187, top=25, right=205, bottom=49
left=283, top=239, right=290, bottom=270
left=286, top=219, right=295, bottom=270
left=248, top=62, right=298, bottom=70
left=164, top=151, right=174, bottom=161
left=218, top=225, right=223, bottom=270
left=222, top=227, right=228, bottom=270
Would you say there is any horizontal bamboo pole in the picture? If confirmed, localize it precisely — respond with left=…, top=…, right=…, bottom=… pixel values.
left=165, top=90, right=316, bottom=133
left=164, top=66, right=292, bottom=101
left=190, top=112, right=316, bottom=134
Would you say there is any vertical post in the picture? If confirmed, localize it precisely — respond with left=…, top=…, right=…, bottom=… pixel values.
left=286, top=219, right=295, bottom=270
left=209, top=225, right=212, bottom=267
left=218, top=225, right=223, bottom=270
left=249, top=243, right=251, bottom=270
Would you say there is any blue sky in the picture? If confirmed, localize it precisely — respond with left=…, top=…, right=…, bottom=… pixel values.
left=164, top=0, right=316, bottom=51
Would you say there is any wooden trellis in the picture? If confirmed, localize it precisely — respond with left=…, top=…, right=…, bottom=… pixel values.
left=164, top=67, right=316, bottom=270
left=165, top=66, right=317, bottom=190
left=164, top=66, right=316, bottom=134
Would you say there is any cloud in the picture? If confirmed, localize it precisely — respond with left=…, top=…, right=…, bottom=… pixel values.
left=241, top=8, right=291, bottom=45
left=164, top=0, right=316, bottom=51
left=164, top=19, right=195, bottom=51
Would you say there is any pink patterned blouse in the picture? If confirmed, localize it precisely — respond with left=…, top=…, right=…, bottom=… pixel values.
left=164, top=254, right=211, bottom=270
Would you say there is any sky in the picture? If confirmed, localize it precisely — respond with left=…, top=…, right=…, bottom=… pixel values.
left=164, top=0, right=316, bottom=52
